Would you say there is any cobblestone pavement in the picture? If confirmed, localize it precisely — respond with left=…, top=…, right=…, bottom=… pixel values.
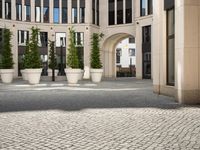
left=0, top=79, right=200, bottom=150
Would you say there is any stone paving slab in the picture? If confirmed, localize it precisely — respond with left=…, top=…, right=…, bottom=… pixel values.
left=0, top=79, right=200, bottom=150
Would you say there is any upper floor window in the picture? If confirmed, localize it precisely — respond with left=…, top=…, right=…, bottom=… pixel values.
left=129, top=37, right=135, bottom=43
left=43, top=0, right=49, bottom=23
left=16, top=0, right=22, bottom=21
left=117, top=0, right=123, bottom=24
left=0, top=0, right=2, bottom=18
left=5, top=0, right=11, bottom=19
left=129, top=48, right=135, bottom=56
left=62, top=0, right=67, bottom=23
left=108, top=0, right=115, bottom=25
left=92, top=0, right=99, bottom=25
left=126, top=0, right=132, bottom=23
left=72, top=0, right=77, bottom=23
left=79, top=0, right=85, bottom=23
left=18, top=30, right=29, bottom=46
left=54, top=0, right=59, bottom=23
left=24, top=0, right=31, bottom=21
left=35, top=0, right=41, bottom=22
left=140, top=0, right=152, bottom=16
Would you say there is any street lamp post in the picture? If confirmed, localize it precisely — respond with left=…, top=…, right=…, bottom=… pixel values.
left=60, top=37, right=64, bottom=75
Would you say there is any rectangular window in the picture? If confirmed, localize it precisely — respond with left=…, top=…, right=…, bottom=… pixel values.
left=18, top=30, right=29, bottom=46
left=56, top=33, right=66, bottom=47
left=125, top=0, right=132, bottom=23
left=117, top=0, right=123, bottom=24
left=140, top=0, right=152, bottom=16
left=72, top=0, right=77, bottom=23
left=129, top=37, right=135, bottom=43
left=97, top=0, right=99, bottom=25
left=38, top=32, right=48, bottom=47
left=75, top=32, right=84, bottom=46
left=0, top=0, right=2, bottom=18
left=80, top=0, right=85, bottom=23
left=167, top=8, right=175, bottom=86
left=109, top=0, right=115, bottom=25
left=62, top=0, right=67, bottom=23
left=16, top=4, right=22, bottom=21
left=24, top=3, right=31, bottom=21
left=35, top=7, right=41, bottom=22
left=43, top=0, right=49, bottom=23
left=5, top=0, right=11, bottom=19
left=116, top=48, right=122, bottom=64
left=92, top=0, right=95, bottom=24
left=54, top=0, right=59, bottom=23
left=129, top=48, right=135, bottom=56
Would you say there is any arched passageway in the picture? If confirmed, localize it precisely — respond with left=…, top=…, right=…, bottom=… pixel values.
left=101, top=33, right=138, bottom=78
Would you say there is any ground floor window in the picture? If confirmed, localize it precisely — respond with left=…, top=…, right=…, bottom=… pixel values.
left=167, top=8, right=175, bottom=86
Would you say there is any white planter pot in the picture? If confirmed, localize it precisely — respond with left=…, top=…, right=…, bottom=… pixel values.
left=0, top=69, right=14, bottom=83
left=65, top=68, right=82, bottom=84
left=48, top=69, right=59, bottom=77
left=90, top=69, right=103, bottom=83
left=21, top=69, right=28, bottom=80
left=26, top=69, right=42, bottom=85
left=78, top=70, right=84, bottom=80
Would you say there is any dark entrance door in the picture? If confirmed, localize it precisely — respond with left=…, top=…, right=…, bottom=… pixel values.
left=142, top=25, right=151, bottom=79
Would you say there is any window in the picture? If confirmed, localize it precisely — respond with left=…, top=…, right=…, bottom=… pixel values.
left=80, top=0, right=85, bottom=23
left=116, top=48, right=121, bottom=64
left=117, top=0, right=123, bottom=24
left=108, top=0, right=115, bottom=25
left=140, top=0, right=152, bottom=16
left=75, top=32, right=84, bottom=46
left=62, top=0, right=67, bottom=23
left=5, top=0, right=11, bottom=19
left=54, top=0, right=59, bottom=23
left=92, top=0, right=95, bottom=24
left=35, top=7, right=41, bottom=22
left=38, top=32, right=48, bottom=47
left=16, top=3, right=22, bottom=21
left=129, top=37, right=135, bottom=43
left=97, top=0, right=99, bottom=25
left=129, top=48, right=135, bottom=56
left=24, top=0, right=31, bottom=22
left=0, top=0, right=2, bottom=18
left=18, top=30, right=29, bottom=46
left=56, top=33, right=66, bottom=47
left=126, top=0, right=132, bottom=23
left=43, top=0, right=49, bottom=23
left=72, top=0, right=77, bottom=23
left=167, top=8, right=175, bottom=86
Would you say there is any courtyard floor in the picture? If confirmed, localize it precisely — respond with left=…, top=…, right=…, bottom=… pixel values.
left=0, top=78, right=200, bottom=150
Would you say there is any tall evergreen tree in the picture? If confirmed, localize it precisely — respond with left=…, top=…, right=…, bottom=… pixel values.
left=90, top=33, right=104, bottom=69
left=67, top=28, right=79, bottom=68
left=48, top=41, right=57, bottom=69
left=24, top=27, right=41, bottom=68
left=1, top=29, right=14, bottom=69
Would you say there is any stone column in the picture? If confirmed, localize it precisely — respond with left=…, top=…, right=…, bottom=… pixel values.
left=49, top=0, right=53, bottom=23
left=85, top=0, right=92, bottom=24
left=68, top=0, right=72, bottom=24
left=2, top=0, right=5, bottom=19
left=59, top=0, right=62, bottom=23
left=41, top=0, right=43, bottom=23
left=11, top=0, right=16, bottom=20
left=30, top=0, right=35, bottom=22
left=175, top=0, right=200, bottom=103
left=22, top=0, right=25, bottom=21
left=77, top=0, right=80, bottom=24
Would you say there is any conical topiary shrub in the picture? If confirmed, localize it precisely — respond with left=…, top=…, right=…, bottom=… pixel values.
left=65, top=27, right=81, bottom=84
left=90, top=33, right=104, bottom=83
left=1, top=29, right=14, bottom=69
left=24, top=27, right=42, bottom=84
left=0, top=28, right=14, bottom=83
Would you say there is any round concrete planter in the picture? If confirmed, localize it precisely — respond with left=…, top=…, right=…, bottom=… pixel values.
left=21, top=69, right=28, bottom=80
left=90, top=69, right=103, bottom=83
left=48, top=69, right=59, bottom=77
left=65, top=68, right=82, bottom=84
left=26, top=69, right=42, bottom=85
left=78, top=70, right=84, bottom=80
left=0, top=69, right=14, bottom=83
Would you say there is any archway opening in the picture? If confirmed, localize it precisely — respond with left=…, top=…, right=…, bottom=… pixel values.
left=115, top=37, right=136, bottom=78
left=102, top=33, right=137, bottom=78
